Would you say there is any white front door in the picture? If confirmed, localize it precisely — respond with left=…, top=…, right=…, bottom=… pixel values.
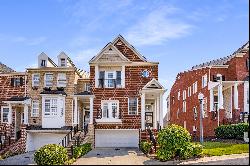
left=95, top=129, right=139, bottom=148
left=42, top=96, right=65, bottom=128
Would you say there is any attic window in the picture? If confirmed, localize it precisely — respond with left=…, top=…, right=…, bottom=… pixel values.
left=116, top=41, right=122, bottom=45
left=61, top=58, right=66, bottom=67
left=109, top=48, right=113, bottom=51
left=41, top=60, right=46, bottom=67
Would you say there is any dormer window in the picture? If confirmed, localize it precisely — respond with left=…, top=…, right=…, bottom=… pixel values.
left=41, top=60, right=46, bottom=67
left=61, top=58, right=66, bottom=67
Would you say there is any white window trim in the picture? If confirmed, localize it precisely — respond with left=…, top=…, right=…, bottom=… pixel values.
left=44, top=73, right=53, bottom=87
left=101, top=100, right=119, bottom=119
left=85, top=83, right=91, bottom=92
left=128, top=97, right=138, bottom=115
left=183, top=101, right=186, bottom=112
left=43, top=97, right=59, bottom=117
left=1, top=106, right=10, bottom=123
left=178, top=90, right=180, bottom=100
left=57, top=73, right=67, bottom=87
left=31, top=100, right=39, bottom=117
left=32, top=73, right=40, bottom=87
left=202, top=74, right=208, bottom=88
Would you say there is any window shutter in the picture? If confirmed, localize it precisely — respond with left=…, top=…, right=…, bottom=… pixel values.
left=99, top=71, right=105, bottom=79
left=212, top=75, right=217, bottom=82
left=20, top=77, right=24, bottom=86
left=11, top=78, right=15, bottom=87
left=116, top=71, right=121, bottom=85
left=222, top=75, right=225, bottom=81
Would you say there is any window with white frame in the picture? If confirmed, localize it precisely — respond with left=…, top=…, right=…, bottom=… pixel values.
left=193, top=107, right=197, bottom=120
left=32, top=73, right=40, bottom=87
left=182, top=90, right=186, bottom=112
left=45, top=73, right=53, bottom=87
left=107, top=72, right=115, bottom=88
left=202, top=74, right=208, bottom=88
left=193, top=81, right=197, bottom=94
left=44, top=98, right=58, bottom=116
left=188, top=86, right=192, bottom=97
left=128, top=98, right=138, bottom=115
left=21, top=112, right=24, bottom=124
left=183, top=90, right=186, bottom=100
left=85, top=83, right=91, bottom=92
left=32, top=100, right=39, bottom=117
left=57, top=73, right=67, bottom=87
left=178, top=90, right=180, bottom=100
left=101, top=100, right=119, bottom=118
left=183, top=101, right=186, bottom=112
left=1, top=107, right=9, bottom=123
left=61, top=58, right=66, bottom=67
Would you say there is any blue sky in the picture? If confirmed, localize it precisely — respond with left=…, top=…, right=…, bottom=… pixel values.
left=0, top=0, right=249, bottom=116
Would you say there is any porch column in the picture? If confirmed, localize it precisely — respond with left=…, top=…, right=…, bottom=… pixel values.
left=218, top=82, right=224, bottom=109
left=95, top=65, right=99, bottom=88
left=234, top=83, right=239, bottom=109
left=154, top=98, right=157, bottom=129
left=122, top=65, right=125, bottom=88
left=8, top=104, right=12, bottom=124
left=89, top=97, right=94, bottom=124
left=74, top=97, right=78, bottom=124
left=210, top=88, right=214, bottom=111
left=159, top=93, right=163, bottom=128
left=141, top=92, right=145, bottom=130
left=156, top=96, right=160, bottom=126
left=24, top=104, right=29, bottom=124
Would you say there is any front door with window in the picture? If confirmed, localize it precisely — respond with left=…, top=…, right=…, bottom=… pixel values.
left=42, top=96, right=65, bottom=128
left=145, top=112, right=153, bottom=128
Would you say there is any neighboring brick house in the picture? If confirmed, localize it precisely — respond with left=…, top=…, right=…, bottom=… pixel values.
left=165, top=41, right=249, bottom=138
left=0, top=62, right=27, bottom=153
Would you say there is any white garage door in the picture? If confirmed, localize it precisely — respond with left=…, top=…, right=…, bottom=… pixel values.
left=26, top=133, right=66, bottom=152
left=95, top=129, right=139, bottom=148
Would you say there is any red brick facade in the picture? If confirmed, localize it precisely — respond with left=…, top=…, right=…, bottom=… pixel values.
left=167, top=46, right=249, bottom=138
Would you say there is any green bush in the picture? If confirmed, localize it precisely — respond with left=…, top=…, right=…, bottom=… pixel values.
left=191, top=143, right=203, bottom=157
left=215, top=123, right=249, bottom=139
left=34, top=144, right=68, bottom=165
left=139, top=141, right=152, bottom=154
left=156, top=124, right=202, bottom=161
left=73, top=143, right=92, bottom=159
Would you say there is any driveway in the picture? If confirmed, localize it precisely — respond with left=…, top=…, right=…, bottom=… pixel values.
left=73, top=148, right=249, bottom=165
left=0, top=151, right=35, bottom=165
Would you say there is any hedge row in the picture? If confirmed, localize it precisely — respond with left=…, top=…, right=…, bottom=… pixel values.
left=214, top=123, right=249, bottom=139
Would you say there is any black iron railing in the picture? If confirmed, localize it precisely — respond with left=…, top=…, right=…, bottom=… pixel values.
left=0, top=132, right=11, bottom=151
left=98, top=79, right=122, bottom=88
left=97, top=108, right=121, bottom=119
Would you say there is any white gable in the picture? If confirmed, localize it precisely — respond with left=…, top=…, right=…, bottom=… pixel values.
left=143, top=78, right=165, bottom=90
left=89, top=43, right=131, bottom=64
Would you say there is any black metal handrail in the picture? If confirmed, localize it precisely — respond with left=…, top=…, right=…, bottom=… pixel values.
left=97, top=108, right=121, bottom=119
left=0, top=132, right=12, bottom=151
left=58, top=124, right=78, bottom=148
left=98, top=79, right=122, bottom=88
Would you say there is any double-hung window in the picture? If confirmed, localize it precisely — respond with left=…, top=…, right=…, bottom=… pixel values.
left=188, top=86, right=192, bottom=97
left=101, top=100, right=119, bottom=119
left=45, top=73, right=53, bottom=87
left=177, top=90, right=180, bottom=100
left=128, top=98, right=138, bottom=115
left=32, top=74, right=40, bottom=87
left=32, top=100, right=39, bottom=117
left=1, top=107, right=9, bottom=123
left=57, top=73, right=67, bottom=87
left=202, top=74, right=208, bottom=88
left=107, top=72, right=115, bottom=88
left=61, top=58, right=66, bottom=67
left=193, top=81, right=197, bottom=94
left=44, top=98, right=58, bottom=116
left=183, top=90, right=186, bottom=112
left=85, top=83, right=91, bottom=92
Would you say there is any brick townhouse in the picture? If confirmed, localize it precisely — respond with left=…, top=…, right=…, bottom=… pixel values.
left=165, top=41, right=249, bottom=138
left=0, top=35, right=166, bottom=153
left=0, top=62, right=27, bottom=153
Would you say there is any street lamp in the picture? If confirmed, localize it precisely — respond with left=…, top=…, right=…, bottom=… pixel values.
left=198, top=92, right=204, bottom=144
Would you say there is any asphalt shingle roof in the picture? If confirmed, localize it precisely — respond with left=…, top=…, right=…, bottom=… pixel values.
left=0, top=62, right=15, bottom=73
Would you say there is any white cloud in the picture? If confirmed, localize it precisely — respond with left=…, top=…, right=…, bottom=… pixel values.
left=126, top=6, right=193, bottom=46
left=0, top=34, right=47, bottom=46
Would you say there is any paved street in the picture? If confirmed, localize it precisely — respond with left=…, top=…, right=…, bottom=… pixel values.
left=73, top=148, right=249, bottom=165
left=0, top=151, right=35, bottom=165
left=0, top=148, right=248, bottom=165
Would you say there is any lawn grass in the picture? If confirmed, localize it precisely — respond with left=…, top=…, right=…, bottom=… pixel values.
left=201, top=142, right=249, bottom=156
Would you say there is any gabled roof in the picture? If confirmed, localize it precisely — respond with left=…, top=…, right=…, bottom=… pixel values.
left=89, top=42, right=131, bottom=63
left=191, top=41, right=249, bottom=70
left=142, top=78, right=165, bottom=90
left=39, top=52, right=58, bottom=67
left=0, top=62, right=15, bottom=73
left=112, top=34, right=147, bottom=62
